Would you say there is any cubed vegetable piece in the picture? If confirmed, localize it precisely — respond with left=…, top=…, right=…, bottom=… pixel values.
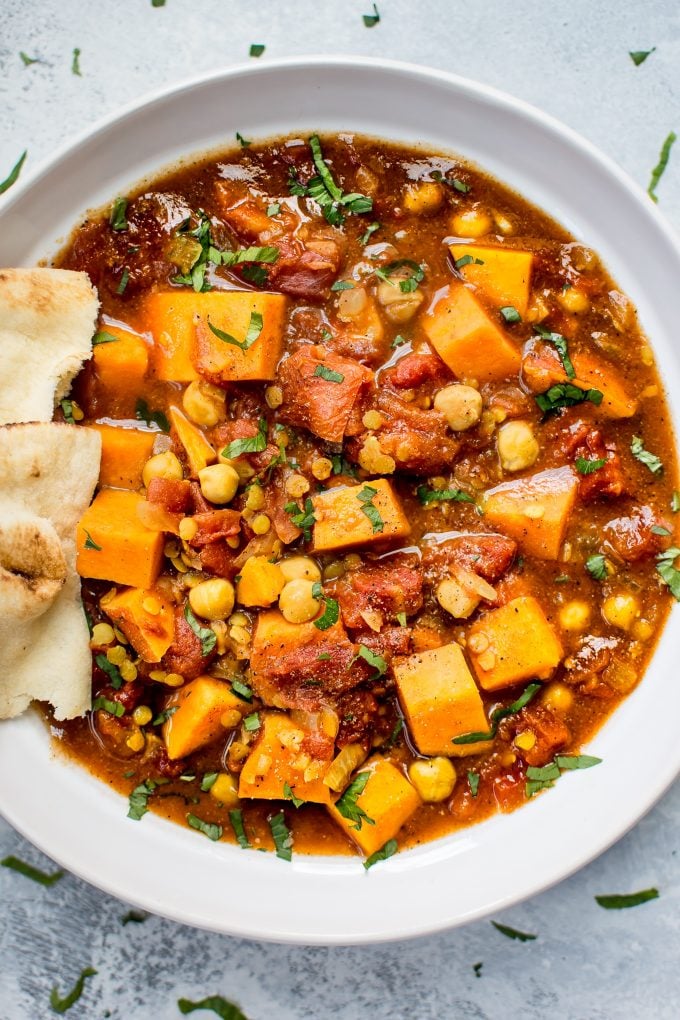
left=483, top=466, right=578, bottom=560
left=76, top=489, right=165, bottom=589
left=571, top=353, right=639, bottom=419
left=327, top=757, right=421, bottom=857
left=102, top=586, right=175, bottom=662
left=90, top=423, right=155, bottom=490
left=394, top=643, right=493, bottom=757
left=238, top=712, right=333, bottom=804
left=449, top=244, right=533, bottom=317
left=92, top=325, right=149, bottom=394
left=169, top=405, right=216, bottom=477
left=312, top=478, right=411, bottom=553
left=143, top=291, right=288, bottom=383
left=163, top=675, right=248, bottom=760
left=422, top=282, right=521, bottom=382
left=467, top=596, right=563, bottom=691
left=236, top=556, right=286, bottom=607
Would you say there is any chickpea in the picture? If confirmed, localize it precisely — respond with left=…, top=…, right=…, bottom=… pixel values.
left=558, top=286, right=591, bottom=315
left=279, top=556, right=322, bottom=583
left=403, top=181, right=443, bottom=216
left=189, top=577, right=235, bottom=621
left=142, top=450, right=183, bottom=488
left=436, top=577, right=479, bottom=620
left=451, top=205, right=493, bottom=238
left=279, top=578, right=321, bottom=624
left=375, top=280, right=424, bottom=324
left=337, top=285, right=368, bottom=322
left=182, top=379, right=226, bottom=427
left=198, top=463, right=240, bottom=504
left=559, top=600, right=591, bottom=632
left=408, top=757, right=457, bottom=802
left=433, top=384, right=483, bottom=432
left=602, top=592, right=640, bottom=632
left=497, top=420, right=539, bottom=472
left=541, top=681, right=574, bottom=714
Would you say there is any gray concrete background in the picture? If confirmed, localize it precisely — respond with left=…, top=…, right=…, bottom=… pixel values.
left=1, top=1, right=679, bottom=1017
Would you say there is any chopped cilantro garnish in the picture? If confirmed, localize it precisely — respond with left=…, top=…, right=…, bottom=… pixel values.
left=231, top=679, right=253, bottom=702
left=500, top=305, right=522, bottom=323
left=670, top=491, right=680, bottom=512
left=363, top=3, right=380, bottom=27
left=200, top=773, right=219, bottom=792
left=431, top=169, right=470, bottom=193
left=352, top=644, right=388, bottom=679
left=229, top=809, right=251, bottom=849
left=50, top=966, right=97, bottom=1014
left=178, top=996, right=249, bottom=1019
left=134, top=398, right=170, bottom=432
left=335, top=771, right=375, bottom=831
left=586, top=554, right=608, bottom=581
left=534, top=324, right=575, bottom=379
left=631, top=435, right=663, bottom=473
left=1, top=855, right=64, bottom=886
left=151, top=706, right=177, bottom=726
left=595, top=888, right=659, bottom=909
left=391, top=333, right=408, bottom=348
left=283, top=782, right=304, bottom=808
left=92, top=330, right=119, bottom=345
left=314, top=364, right=345, bottom=383
left=71, top=47, right=82, bottom=76
left=526, top=754, right=602, bottom=798
left=284, top=496, right=316, bottom=541
left=453, top=682, right=541, bottom=745
left=243, top=712, right=261, bottom=732
left=629, top=47, right=655, bottom=66
left=222, top=418, right=268, bottom=459
left=0, top=150, right=27, bottom=195
left=331, top=279, right=354, bottom=291
left=249, top=43, right=265, bottom=57
left=656, top=546, right=680, bottom=600
left=454, top=253, right=484, bottom=269
left=491, top=921, right=536, bottom=942
left=184, top=603, right=217, bottom=656
left=116, top=267, right=130, bottom=294
left=208, top=310, right=264, bottom=351
left=396, top=611, right=407, bottom=627
left=110, top=196, right=128, bottom=231
left=83, top=529, right=102, bottom=551
left=374, top=259, right=425, bottom=293
left=312, top=587, right=339, bottom=630
left=648, top=131, right=676, bottom=202
left=575, top=456, right=607, bottom=475
left=127, top=779, right=157, bottom=821
left=357, top=484, right=384, bottom=534
left=417, top=484, right=475, bottom=505
left=360, top=221, right=380, bottom=245
left=92, top=696, right=124, bottom=718
left=95, top=653, right=123, bottom=689
left=535, top=383, right=603, bottom=413
left=290, top=135, right=373, bottom=227
left=60, top=398, right=75, bottom=424
left=467, top=771, right=480, bottom=797
left=269, top=810, right=293, bottom=860
left=187, top=813, right=223, bottom=841
left=364, top=838, right=398, bottom=870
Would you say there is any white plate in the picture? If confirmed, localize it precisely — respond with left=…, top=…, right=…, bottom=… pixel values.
left=0, top=57, right=678, bottom=945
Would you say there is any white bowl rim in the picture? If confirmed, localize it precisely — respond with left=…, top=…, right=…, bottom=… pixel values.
left=1, top=54, right=679, bottom=945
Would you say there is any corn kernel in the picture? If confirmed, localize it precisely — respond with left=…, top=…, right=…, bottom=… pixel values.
left=107, top=645, right=127, bottom=666
left=90, top=622, right=115, bottom=646
left=362, top=410, right=384, bottom=430
left=251, top=513, right=271, bottom=535
left=126, top=730, right=145, bottom=753
left=311, top=457, right=333, bottom=481
left=178, top=518, right=198, bottom=542
left=133, top=705, right=153, bottom=726
left=265, top=385, right=284, bottom=409
left=285, top=473, right=310, bottom=498
left=120, top=661, right=138, bottom=682
left=69, top=400, right=84, bottom=422
left=514, top=730, right=536, bottom=751
left=602, top=592, right=640, bottom=632
left=245, top=484, right=265, bottom=511
left=541, top=680, right=574, bottom=714
left=559, top=600, right=591, bottom=632
left=210, top=773, right=240, bottom=807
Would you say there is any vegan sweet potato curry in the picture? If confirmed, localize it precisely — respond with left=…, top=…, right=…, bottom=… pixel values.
left=49, top=133, right=679, bottom=864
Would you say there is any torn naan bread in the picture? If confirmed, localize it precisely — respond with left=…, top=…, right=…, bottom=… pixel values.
left=0, top=422, right=101, bottom=720
left=0, top=267, right=98, bottom=425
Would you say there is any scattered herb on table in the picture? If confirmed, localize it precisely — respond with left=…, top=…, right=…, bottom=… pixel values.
left=71, top=48, right=82, bottom=76
left=178, top=996, right=250, bottom=1020
left=648, top=131, right=677, bottom=203
left=629, top=47, right=656, bottom=66
left=491, top=921, right=536, bottom=942
left=595, top=888, right=659, bottom=909
left=50, top=966, right=97, bottom=1013
left=20, top=52, right=41, bottom=66
left=0, top=150, right=27, bottom=195
left=1, top=855, right=64, bottom=886
left=249, top=44, right=265, bottom=57
left=121, top=910, right=148, bottom=924
left=473, top=962, right=483, bottom=978
left=363, top=3, right=380, bottom=27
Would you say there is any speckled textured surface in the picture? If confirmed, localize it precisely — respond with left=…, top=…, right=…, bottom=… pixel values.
left=1, top=2, right=679, bottom=1018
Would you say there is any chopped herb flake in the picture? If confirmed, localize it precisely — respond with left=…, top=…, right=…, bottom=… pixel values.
left=500, top=305, right=522, bottom=323
left=187, top=813, right=222, bottom=841
left=453, top=681, right=541, bottom=744
left=491, top=921, right=536, bottom=942
left=184, top=603, right=217, bottom=656
left=116, top=267, right=130, bottom=294
left=535, top=383, right=603, bottom=413
left=360, top=222, right=380, bottom=245
left=243, top=712, right=261, bottom=732
left=555, top=754, right=602, bottom=770
left=83, top=529, right=102, bottom=551
left=92, top=330, right=119, bottom=345
left=236, top=132, right=251, bottom=147
left=313, top=592, right=339, bottom=631
left=127, top=779, right=156, bottom=820
left=71, top=47, right=82, bottom=76
left=95, top=653, right=123, bottom=689
left=363, top=3, right=380, bottom=27
left=178, top=996, right=249, bottom=1020
left=208, top=310, right=263, bottom=352
left=391, top=333, right=408, bottom=348
left=283, top=782, right=304, bottom=807
left=467, top=771, right=480, bottom=797
left=335, top=771, right=375, bottom=831
left=110, top=197, right=128, bottom=231
left=92, top=696, right=124, bottom=718
left=121, top=910, right=147, bottom=924
left=267, top=202, right=281, bottom=217
left=432, top=170, right=470, bottom=193
left=314, top=364, right=345, bottom=383
left=331, top=280, right=355, bottom=291
left=417, top=484, right=475, bottom=505
left=364, top=838, right=398, bottom=870
left=534, top=325, right=575, bottom=379
left=229, top=809, right=251, bottom=849
left=285, top=496, right=316, bottom=542
left=631, top=435, right=663, bottom=473
left=151, top=706, right=177, bottom=726
left=222, top=418, right=267, bottom=458
left=670, top=491, right=680, bottom=512
left=648, top=131, right=676, bottom=203
left=0, top=150, right=27, bottom=195
left=231, top=679, right=253, bottom=702
left=249, top=44, right=265, bottom=57
left=595, top=888, right=659, bottom=909
left=656, top=546, right=680, bottom=600
left=357, top=484, right=385, bottom=533
left=134, top=398, right=170, bottom=433
left=1, top=855, right=64, bottom=886
left=292, top=135, right=373, bottom=227
left=50, top=967, right=97, bottom=1014
left=454, top=253, right=484, bottom=269
left=20, top=52, right=41, bottom=66
left=374, top=258, right=424, bottom=293
left=352, top=644, right=388, bottom=679
left=586, top=554, right=608, bottom=581
left=200, top=772, right=219, bottom=792
left=629, top=47, right=656, bottom=66
left=575, top=456, right=607, bottom=475
left=60, top=399, right=75, bottom=424
left=269, top=810, right=293, bottom=860
left=396, top=611, right=407, bottom=627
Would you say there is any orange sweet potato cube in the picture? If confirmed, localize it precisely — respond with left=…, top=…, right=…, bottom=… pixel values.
left=238, top=712, right=333, bottom=805
left=422, top=282, right=521, bottom=382
left=449, top=244, right=534, bottom=317
left=90, top=423, right=155, bottom=490
left=483, top=466, right=578, bottom=560
left=327, top=757, right=421, bottom=857
left=312, top=479, right=411, bottom=553
left=92, top=325, right=149, bottom=393
left=163, top=676, right=248, bottom=759
left=76, top=489, right=164, bottom=589
left=394, top=643, right=493, bottom=757
left=571, top=353, right=638, bottom=419
left=144, top=291, right=288, bottom=383
left=468, top=596, right=563, bottom=691
left=102, top=586, right=175, bottom=662
left=168, top=405, right=216, bottom=477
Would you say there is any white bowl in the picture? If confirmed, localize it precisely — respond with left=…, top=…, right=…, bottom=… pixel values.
left=1, top=56, right=678, bottom=945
